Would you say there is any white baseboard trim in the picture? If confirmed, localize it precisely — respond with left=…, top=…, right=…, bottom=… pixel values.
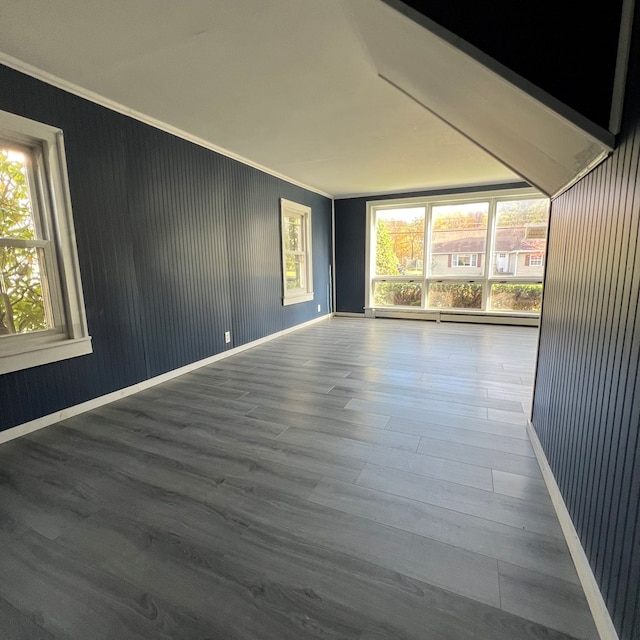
left=0, top=314, right=332, bottom=445
left=526, top=420, right=619, bottom=640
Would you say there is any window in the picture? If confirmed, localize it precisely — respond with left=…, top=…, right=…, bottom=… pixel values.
left=0, top=110, right=91, bottom=374
left=493, top=199, right=549, bottom=277
left=280, top=198, right=313, bottom=305
left=366, top=189, right=549, bottom=318
left=451, top=253, right=478, bottom=267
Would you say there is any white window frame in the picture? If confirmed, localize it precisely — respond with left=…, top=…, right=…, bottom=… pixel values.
left=0, top=110, right=91, bottom=374
left=280, top=198, right=313, bottom=306
left=529, top=253, right=544, bottom=267
left=452, top=253, right=478, bottom=267
left=365, top=187, right=549, bottom=319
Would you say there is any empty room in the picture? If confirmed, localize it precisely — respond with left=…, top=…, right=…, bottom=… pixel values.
left=0, top=2, right=638, bottom=639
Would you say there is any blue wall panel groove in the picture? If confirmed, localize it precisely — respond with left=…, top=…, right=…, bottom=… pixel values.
left=0, top=64, right=331, bottom=431
left=532, top=10, right=640, bottom=639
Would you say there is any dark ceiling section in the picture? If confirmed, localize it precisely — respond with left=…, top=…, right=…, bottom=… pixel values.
left=383, top=0, right=624, bottom=130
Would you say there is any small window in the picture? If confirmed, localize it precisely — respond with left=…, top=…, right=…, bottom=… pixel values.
left=528, top=253, right=544, bottom=267
left=0, top=110, right=91, bottom=374
left=280, top=198, right=313, bottom=305
left=451, top=253, right=478, bottom=267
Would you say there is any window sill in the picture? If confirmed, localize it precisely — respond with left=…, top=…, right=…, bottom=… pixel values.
left=0, top=335, right=93, bottom=375
left=282, top=292, right=314, bottom=306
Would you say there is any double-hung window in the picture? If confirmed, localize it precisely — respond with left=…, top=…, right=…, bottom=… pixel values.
left=280, top=198, right=313, bottom=305
left=0, top=110, right=91, bottom=374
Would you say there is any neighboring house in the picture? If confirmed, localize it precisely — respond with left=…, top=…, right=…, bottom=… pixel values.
left=430, top=225, right=546, bottom=277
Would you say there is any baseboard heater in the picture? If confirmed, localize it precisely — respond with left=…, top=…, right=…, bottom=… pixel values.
left=364, top=307, right=539, bottom=327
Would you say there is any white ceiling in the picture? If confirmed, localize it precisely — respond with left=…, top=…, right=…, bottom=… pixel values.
left=0, top=0, right=611, bottom=198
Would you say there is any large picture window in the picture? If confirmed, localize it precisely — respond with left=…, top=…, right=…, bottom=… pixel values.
left=0, top=110, right=91, bottom=374
left=280, top=198, right=313, bottom=306
left=366, top=189, right=549, bottom=318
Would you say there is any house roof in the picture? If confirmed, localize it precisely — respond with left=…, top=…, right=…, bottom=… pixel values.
left=431, top=227, right=546, bottom=253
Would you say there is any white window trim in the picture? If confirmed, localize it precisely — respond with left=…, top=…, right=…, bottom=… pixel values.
left=0, top=109, right=91, bottom=374
left=365, top=187, right=548, bottom=317
left=452, top=253, right=478, bottom=267
left=529, top=254, right=544, bottom=267
left=280, top=198, right=313, bottom=306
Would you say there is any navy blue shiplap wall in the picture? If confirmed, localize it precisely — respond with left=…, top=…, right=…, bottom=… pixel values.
left=334, top=183, right=528, bottom=314
left=532, top=10, right=640, bottom=640
left=0, top=64, right=331, bottom=432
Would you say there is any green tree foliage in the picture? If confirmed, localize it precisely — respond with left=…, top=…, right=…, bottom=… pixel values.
left=429, top=283, right=483, bottom=309
left=491, top=283, right=542, bottom=312
left=496, top=199, right=548, bottom=227
left=374, top=282, right=422, bottom=306
left=433, top=210, right=488, bottom=230
left=375, top=221, right=399, bottom=275
left=385, top=217, right=424, bottom=272
left=0, top=149, right=47, bottom=335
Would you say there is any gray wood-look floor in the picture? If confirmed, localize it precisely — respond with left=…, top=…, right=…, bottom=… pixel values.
left=0, top=317, right=599, bottom=640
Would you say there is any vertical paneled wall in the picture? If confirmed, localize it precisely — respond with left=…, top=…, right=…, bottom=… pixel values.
left=532, top=12, right=640, bottom=640
left=0, top=65, right=331, bottom=432
left=334, top=196, right=368, bottom=314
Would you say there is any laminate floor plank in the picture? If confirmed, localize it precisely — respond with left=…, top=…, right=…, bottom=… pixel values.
left=0, top=317, right=596, bottom=639
left=65, top=409, right=364, bottom=485
left=493, top=469, right=555, bottom=506
left=308, top=478, right=580, bottom=584
left=105, top=393, right=288, bottom=439
left=416, top=435, right=543, bottom=478
left=386, top=415, right=536, bottom=456
left=225, top=523, right=579, bottom=640
left=330, top=383, right=523, bottom=412
left=42, top=422, right=324, bottom=508
left=0, top=529, right=228, bottom=640
left=0, top=596, right=57, bottom=640
left=212, top=360, right=368, bottom=389
left=339, top=388, right=493, bottom=418
left=56, top=462, right=503, bottom=611
left=277, top=427, right=494, bottom=490
left=190, top=370, right=336, bottom=396
left=247, top=398, right=391, bottom=430
left=230, top=358, right=354, bottom=380
left=241, top=389, right=352, bottom=411
left=197, top=476, right=503, bottom=607
left=421, top=369, right=526, bottom=385
left=345, top=397, right=486, bottom=422
left=0, top=440, right=101, bottom=540
left=488, top=407, right=531, bottom=425
left=156, top=375, right=250, bottom=401
left=140, top=384, right=258, bottom=415
left=420, top=371, right=532, bottom=391
left=355, top=464, right=563, bottom=539
left=318, top=423, right=422, bottom=452
left=386, top=410, right=530, bottom=439
left=498, top=561, right=599, bottom=640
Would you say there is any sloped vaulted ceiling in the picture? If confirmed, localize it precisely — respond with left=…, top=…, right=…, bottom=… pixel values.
left=344, top=0, right=618, bottom=197
left=388, top=0, right=627, bottom=131
left=0, top=0, right=628, bottom=197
